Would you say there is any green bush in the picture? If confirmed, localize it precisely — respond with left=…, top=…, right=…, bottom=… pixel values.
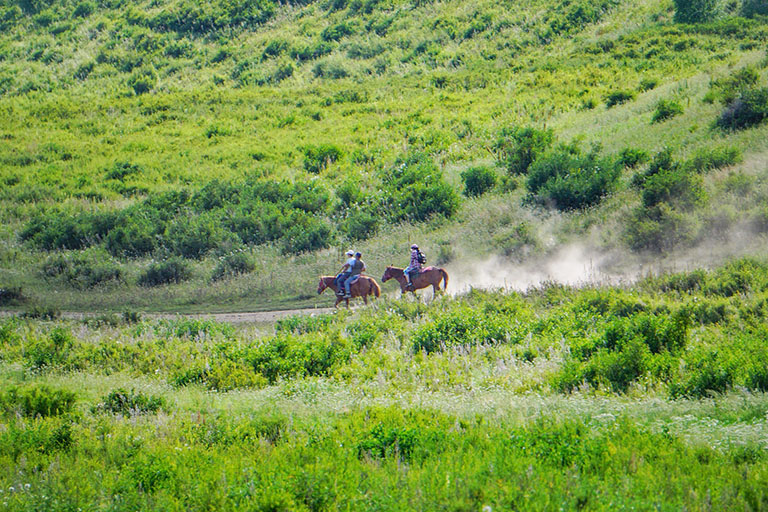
left=460, top=166, right=497, bottom=197
left=526, top=144, right=621, bottom=211
left=245, top=332, right=353, bottom=383
left=303, top=144, right=344, bottom=173
left=138, top=258, right=191, bottom=286
left=0, top=384, right=77, bottom=417
left=73, top=1, right=95, bottom=17
left=164, top=215, right=234, bottom=259
left=716, top=87, right=768, bottom=130
left=617, top=147, right=650, bottom=168
left=281, top=216, right=334, bottom=254
left=127, top=66, right=158, bottom=95
left=380, top=152, right=461, bottom=222
left=606, top=90, right=635, bottom=107
left=411, top=306, right=510, bottom=353
left=24, top=327, right=73, bottom=370
left=652, top=99, right=684, bottom=123
left=321, top=22, right=354, bottom=41
left=211, top=252, right=255, bottom=281
left=684, top=146, right=742, bottom=172
left=0, top=286, right=25, bottom=306
left=94, top=388, right=165, bottom=416
left=40, top=252, right=123, bottom=289
left=493, top=126, right=554, bottom=175
left=742, top=0, right=768, bottom=17
left=341, top=208, right=379, bottom=240
left=623, top=202, right=700, bottom=253
left=673, top=0, right=722, bottom=23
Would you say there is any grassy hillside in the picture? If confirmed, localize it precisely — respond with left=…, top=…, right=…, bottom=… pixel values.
left=0, top=0, right=767, bottom=312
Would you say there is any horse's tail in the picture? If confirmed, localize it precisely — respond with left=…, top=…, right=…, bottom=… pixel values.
left=371, top=278, right=381, bottom=298
left=440, top=268, right=448, bottom=291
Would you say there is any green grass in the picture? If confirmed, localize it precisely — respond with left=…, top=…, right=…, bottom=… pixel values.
left=1, top=0, right=768, bottom=312
left=5, top=261, right=768, bottom=508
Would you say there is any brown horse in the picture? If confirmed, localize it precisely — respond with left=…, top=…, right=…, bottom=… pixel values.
left=317, top=275, right=381, bottom=308
left=381, top=266, right=448, bottom=296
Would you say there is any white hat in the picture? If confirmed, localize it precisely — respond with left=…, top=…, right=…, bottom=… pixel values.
left=345, top=250, right=354, bottom=256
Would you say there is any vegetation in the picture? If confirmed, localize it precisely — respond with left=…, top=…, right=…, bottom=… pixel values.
left=4, top=259, right=768, bottom=507
left=2, top=1, right=768, bottom=504
left=0, top=0, right=767, bottom=310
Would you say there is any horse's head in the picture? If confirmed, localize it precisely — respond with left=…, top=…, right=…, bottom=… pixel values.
left=317, top=277, right=328, bottom=294
left=381, top=266, right=393, bottom=282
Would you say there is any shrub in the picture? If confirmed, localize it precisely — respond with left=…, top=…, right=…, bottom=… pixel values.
left=127, top=66, right=158, bottom=95
left=460, top=166, right=497, bottom=197
left=24, top=327, right=73, bottom=370
left=606, top=90, right=636, bottom=107
left=684, top=146, right=742, bottom=172
left=0, top=286, right=25, bottom=306
left=618, top=147, right=650, bottom=168
left=73, top=1, right=95, bottom=17
left=341, top=208, right=379, bottom=240
left=281, top=217, right=334, bottom=254
left=493, top=222, right=539, bottom=259
left=245, top=332, right=353, bottom=383
left=705, top=66, right=759, bottom=105
left=652, top=99, right=684, bottom=123
left=164, top=215, right=234, bottom=259
left=526, top=144, right=621, bottom=211
left=211, top=252, right=255, bottom=281
left=0, top=384, right=77, bottom=417
left=21, top=304, right=61, bottom=321
left=93, top=388, right=165, bottom=416
left=641, top=168, right=705, bottom=210
left=742, top=0, right=768, bottom=17
left=74, top=61, right=94, bottom=80
left=275, top=313, right=338, bottom=334
left=303, top=144, right=343, bottom=173
left=138, top=258, right=191, bottom=286
left=673, top=0, right=722, bottom=23
left=41, top=252, right=123, bottom=289
left=493, top=126, right=554, bottom=175
left=321, top=22, right=354, bottom=41
left=623, top=202, right=700, bottom=253
left=716, top=87, right=768, bottom=130
left=411, top=307, right=510, bottom=353
left=639, top=77, right=659, bottom=91
left=381, top=152, right=461, bottom=222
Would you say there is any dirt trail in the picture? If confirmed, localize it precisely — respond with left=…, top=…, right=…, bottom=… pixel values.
left=0, top=307, right=337, bottom=324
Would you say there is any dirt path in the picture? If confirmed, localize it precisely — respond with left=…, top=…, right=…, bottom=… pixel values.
left=0, top=307, right=338, bottom=324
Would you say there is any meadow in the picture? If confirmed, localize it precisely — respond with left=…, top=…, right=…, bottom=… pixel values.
left=2, top=0, right=768, bottom=508
left=4, top=260, right=768, bottom=509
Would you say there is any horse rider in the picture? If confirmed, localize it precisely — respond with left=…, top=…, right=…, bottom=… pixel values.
left=342, top=251, right=366, bottom=298
left=335, top=250, right=355, bottom=296
left=405, top=244, right=422, bottom=290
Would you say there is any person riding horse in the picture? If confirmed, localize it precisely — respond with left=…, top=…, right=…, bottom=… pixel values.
left=405, top=244, right=424, bottom=290
left=336, top=250, right=367, bottom=299
left=335, top=250, right=355, bottom=297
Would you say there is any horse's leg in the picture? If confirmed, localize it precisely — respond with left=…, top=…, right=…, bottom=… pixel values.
left=334, top=296, right=341, bottom=308
left=363, top=294, right=368, bottom=305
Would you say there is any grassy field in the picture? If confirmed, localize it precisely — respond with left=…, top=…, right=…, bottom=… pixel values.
left=4, top=260, right=768, bottom=509
left=2, top=2, right=768, bottom=507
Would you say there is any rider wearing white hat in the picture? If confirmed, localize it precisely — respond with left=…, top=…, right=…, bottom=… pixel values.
left=335, top=250, right=356, bottom=296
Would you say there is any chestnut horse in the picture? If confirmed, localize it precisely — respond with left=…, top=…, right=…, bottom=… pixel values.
left=381, top=266, right=448, bottom=296
left=317, top=275, right=381, bottom=308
